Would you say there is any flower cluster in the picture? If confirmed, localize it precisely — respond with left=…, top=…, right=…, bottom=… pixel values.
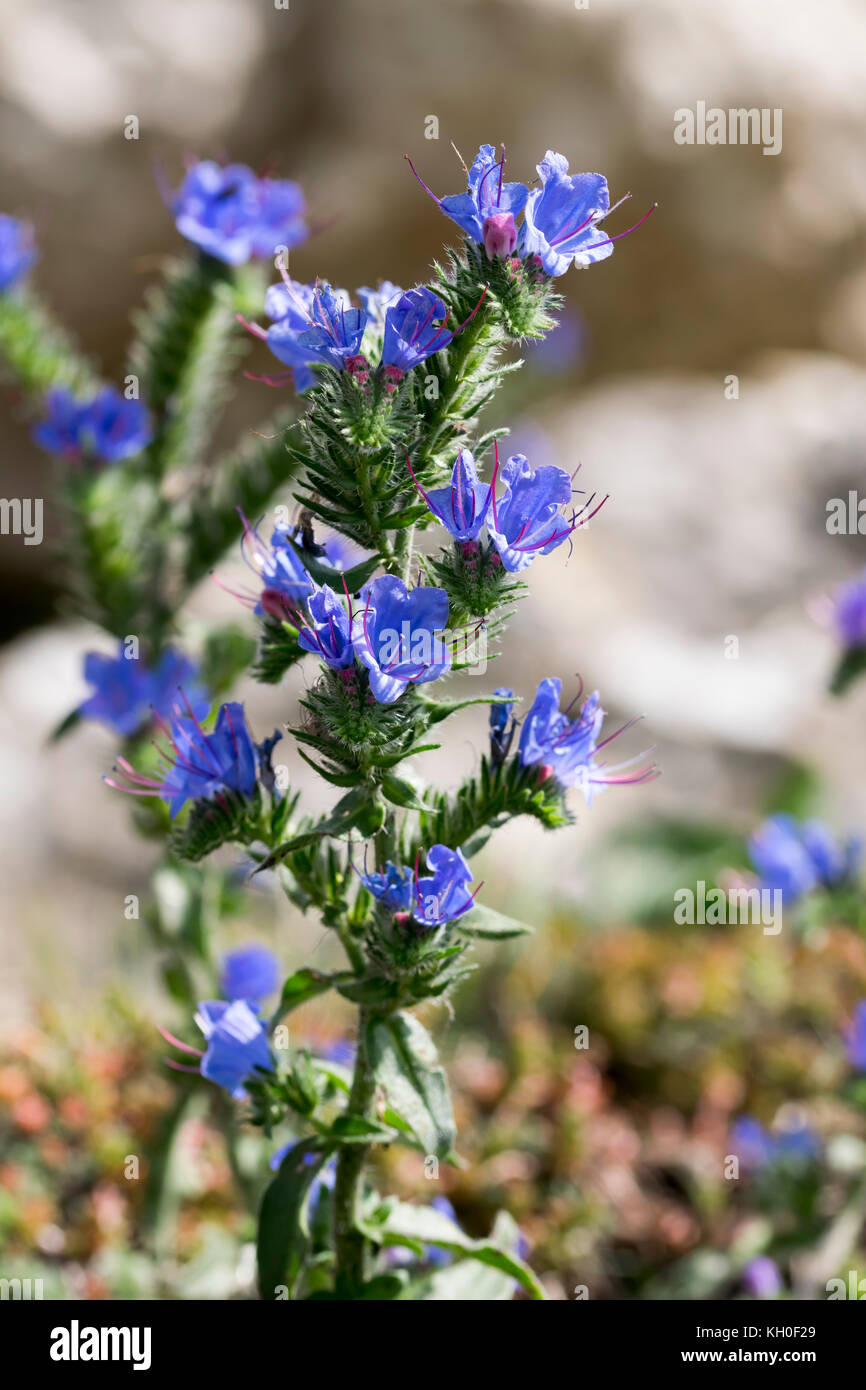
left=34, top=385, right=152, bottom=462
left=361, top=844, right=477, bottom=930
left=248, top=273, right=483, bottom=393
left=171, top=160, right=307, bottom=266
left=413, top=443, right=606, bottom=573
left=408, top=143, right=654, bottom=276
left=79, top=644, right=208, bottom=737
left=747, top=813, right=861, bottom=904
left=0, top=214, right=37, bottom=291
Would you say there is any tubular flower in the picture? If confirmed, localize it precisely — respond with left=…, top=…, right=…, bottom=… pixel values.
left=265, top=280, right=366, bottom=376
left=845, top=1001, right=866, bottom=1071
left=241, top=513, right=314, bottom=619
left=195, top=999, right=272, bottom=1099
left=362, top=845, right=477, bottom=929
left=832, top=567, right=866, bottom=648
left=518, top=677, right=656, bottom=803
left=0, top=214, right=37, bottom=291
left=106, top=699, right=259, bottom=819
left=488, top=451, right=606, bottom=572
left=382, top=285, right=483, bottom=374
left=489, top=687, right=516, bottom=765
left=351, top=574, right=451, bottom=704
left=171, top=160, right=306, bottom=266
left=359, top=860, right=414, bottom=912
left=296, top=584, right=354, bottom=669
left=79, top=644, right=208, bottom=737
left=410, top=447, right=492, bottom=542
left=408, top=143, right=528, bottom=253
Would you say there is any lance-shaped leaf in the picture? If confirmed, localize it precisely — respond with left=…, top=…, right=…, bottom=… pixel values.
left=456, top=903, right=533, bottom=940
left=379, top=772, right=431, bottom=812
left=269, top=968, right=349, bottom=1027
left=256, top=1138, right=332, bottom=1300
left=369, top=1201, right=544, bottom=1301
left=366, top=1012, right=455, bottom=1159
left=284, top=537, right=381, bottom=594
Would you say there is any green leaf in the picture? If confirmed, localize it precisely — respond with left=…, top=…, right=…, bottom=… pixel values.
left=256, top=1139, right=331, bottom=1300
left=374, top=1202, right=544, bottom=1301
left=379, top=772, right=430, bottom=811
left=336, top=975, right=402, bottom=1008
left=328, top=1114, right=398, bottom=1144
left=456, top=903, right=533, bottom=940
left=270, top=968, right=346, bottom=1026
left=284, top=537, right=381, bottom=593
left=48, top=706, right=83, bottom=743
left=199, top=624, right=257, bottom=697
left=366, top=1012, right=455, bottom=1159
left=830, top=644, right=866, bottom=696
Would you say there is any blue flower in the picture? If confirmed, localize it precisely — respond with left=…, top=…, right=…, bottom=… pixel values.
left=845, top=1001, right=866, bottom=1071
left=195, top=999, right=272, bottom=1100
left=172, top=160, right=306, bottom=266
left=33, top=386, right=152, bottom=462
left=107, top=700, right=258, bottom=819
left=518, top=677, right=655, bottom=802
left=318, top=1038, right=356, bottom=1068
left=235, top=513, right=314, bottom=621
left=411, top=448, right=492, bottom=542
left=382, top=286, right=478, bottom=375
left=220, top=945, right=280, bottom=1004
left=297, top=584, right=354, bottom=669
left=747, top=814, right=861, bottom=904
left=0, top=214, right=37, bottom=291
left=360, top=860, right=415, bottom=912
left=32, top=387, right=87, bottom=457
left=832, top=567, right=866, bottom=649
left=79, top=644, right=208, bottom=737
left=731, top=1116, right=819, bottom=1171
left=488, top=452, right=601, bottom=572
left=521, top=153, right=615, bottom=276
left=266, top=280, right=366, bottom=375
left=351, top=574, right=450, bottom=704
left=79, top=387, right=153, bottom=462
left=409, top=144, right=528, bottom=257
left=412, top=844, right=476, bottom=929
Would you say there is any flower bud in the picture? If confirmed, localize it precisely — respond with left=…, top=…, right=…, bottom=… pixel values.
left=483, top=211, right=518, bottom=260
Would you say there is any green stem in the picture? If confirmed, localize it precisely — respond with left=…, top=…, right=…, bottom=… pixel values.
left=333, top=1006, right=378, bottom=1289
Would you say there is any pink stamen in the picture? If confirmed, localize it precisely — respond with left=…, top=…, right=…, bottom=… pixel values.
left=582, top=203, right=657, bottom=253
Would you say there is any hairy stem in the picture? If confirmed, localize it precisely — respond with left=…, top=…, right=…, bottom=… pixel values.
left=333, top=1006, right=378, bottom=1288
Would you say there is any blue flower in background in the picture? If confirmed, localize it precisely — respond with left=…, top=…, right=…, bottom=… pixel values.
left=172, top=160, right=306, bottom=266
left=518, top=677, right=655, bottom=802
left=412, top=844, right=475, bottom=929
left=220, top=945, right=280, bottom=1005
left=742, top=1256, right=782, bottom=1299
left=79, top=644, right=208, bottom=737
left=360, top=860, right=415, bottom=912
left=318, top=1038, right=356, bottom=1068
left=195, top=998, right=272, bottom=1100
left=521, top=153, right=614, bottom=276
left=488, top=452, right=598, bottom=572
left=412, top=448, right=492, bottom=542
left=32, top=387, right=88, bottom=457
left=747, top=814, right=861, bottom=905
left=845, top=1000, right=866, bottom=1071
left=356, top=280, right=404, bottom=331
left=731, top=1115, right=819, bottom=1171
left=297, top=585, right=354, bottom=669
left=33, top=385, right=152, bottom=462
left=832, top=567, right=866, bottom=649
left=352, top=574, right=450, bottom=704
left=107, top=700, right=258, bottom=819
left=79, top=387, right=153, bottom=462
left=0, top=214, right=37, bottom=291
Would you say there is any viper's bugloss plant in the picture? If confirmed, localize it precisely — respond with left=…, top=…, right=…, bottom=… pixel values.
left=3, top=143, right=658, bottom=1301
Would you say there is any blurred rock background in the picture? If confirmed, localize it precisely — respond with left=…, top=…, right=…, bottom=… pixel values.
left=1, top=0, right=865, bottom=1021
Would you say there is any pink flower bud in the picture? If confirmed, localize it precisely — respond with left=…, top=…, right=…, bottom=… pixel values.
left=483, top=212, right=518, bottom=260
